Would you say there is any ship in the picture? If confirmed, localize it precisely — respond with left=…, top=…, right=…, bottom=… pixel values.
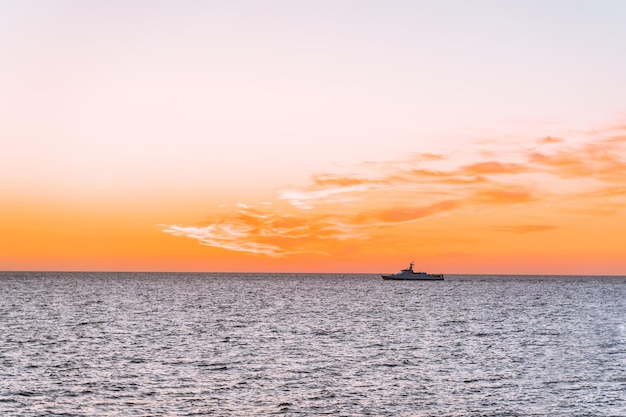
left=382, top=262, right=444, bottom=280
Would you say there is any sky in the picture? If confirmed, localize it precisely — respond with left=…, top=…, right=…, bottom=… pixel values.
left=2, top=0, right=626, bottom=274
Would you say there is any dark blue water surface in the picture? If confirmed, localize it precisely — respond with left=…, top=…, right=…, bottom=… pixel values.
left=1, top=272, right=625, bottom=416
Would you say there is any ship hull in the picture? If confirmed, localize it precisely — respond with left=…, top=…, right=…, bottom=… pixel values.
left=382, top=275, right=444, bottom=280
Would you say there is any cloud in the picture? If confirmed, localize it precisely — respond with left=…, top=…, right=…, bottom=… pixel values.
left=365, top=200, right=460, bottom=223
left=278, top=183, right=371, bottom=209
left=538, top=136, right=564, bottom=144
left=584, top=186, right=626, bottom=198
left=162, top=224, right=285, bottom=256
left=474, top=188, right=536, bottom=204
left=558, top=185, right=626, bottom=216
left=162, top=123, right=626, bottom=257
left=415, top=152, right=445, bottom=161
left=460, top=161, right=527, bottom=175
left=161, top=203, right=373, bottom=257
left=311, top=174, right=372, bottom=187
left=528, top=135, right=626, bottom=181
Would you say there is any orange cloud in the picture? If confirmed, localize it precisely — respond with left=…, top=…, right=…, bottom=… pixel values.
left=416, top=152, right=446, bottom=161
left=311, top=174, right=371, bottom=188
left=539, top=136, right=564, bottom=144
left=584, top=185, right=626, bottom=198
left=461, top=161, right=527, bottom=175
left=474, top=188, right=536, bottom=204
left=162, top=123, right=626, bottom=265
left=366, top=200, right=460, bottom=223
left=528, top=135, right=626, bottom=181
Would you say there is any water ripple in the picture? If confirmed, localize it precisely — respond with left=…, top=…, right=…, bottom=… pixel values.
left=1, top=272, right=625, bottom=416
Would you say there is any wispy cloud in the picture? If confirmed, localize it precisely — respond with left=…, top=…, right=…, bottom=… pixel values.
left=161, top=204, right=372, bottom=257
left=474, top=187, right=536, bottom=204
left=364, top=200, right=460, bottom=223
left=163, top=224, right=285, bottom=256
left=460, top=161, right=527, bottom=176
left=278, top=183, right=371, bottom=209
left=538, top=136, right=564, bottom=144
left=162, top=124, right=626, bottom=257
left=528, top=138, right=626, bottom=182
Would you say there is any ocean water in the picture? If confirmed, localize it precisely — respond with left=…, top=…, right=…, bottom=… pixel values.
left=1, top=272, right=625, bottom=416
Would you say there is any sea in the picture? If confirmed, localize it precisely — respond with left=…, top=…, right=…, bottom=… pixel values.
left=1, top=272, right=624, bottom=417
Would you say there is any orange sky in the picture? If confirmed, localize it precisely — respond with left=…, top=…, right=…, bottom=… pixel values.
left=2, top=2, right=626, bottom=274
left=3, top=125, right=625, bottom=274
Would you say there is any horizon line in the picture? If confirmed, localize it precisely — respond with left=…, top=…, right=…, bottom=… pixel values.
left=0, top=270, right=624, bottom=277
